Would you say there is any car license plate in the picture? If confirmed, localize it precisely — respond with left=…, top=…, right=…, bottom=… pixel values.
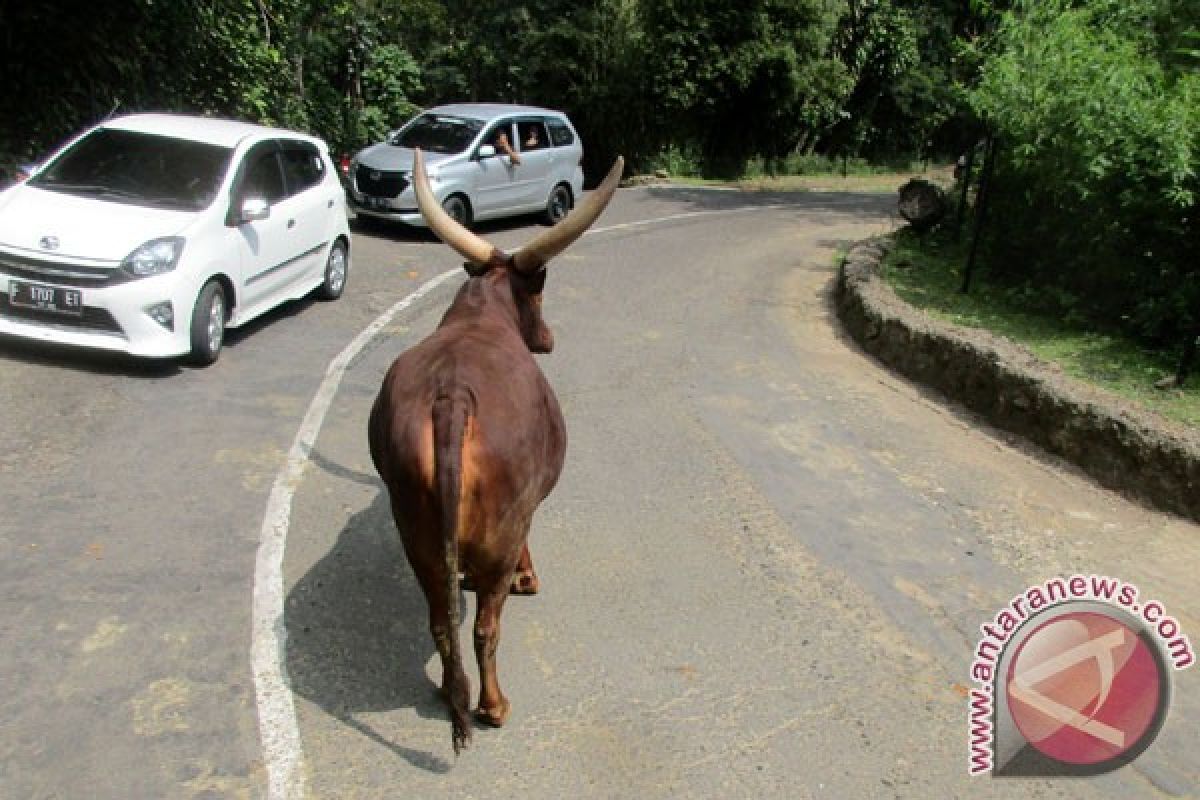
left=367, top=196, right=391, bottom=210
left=8, top=280, right=83, bottom=316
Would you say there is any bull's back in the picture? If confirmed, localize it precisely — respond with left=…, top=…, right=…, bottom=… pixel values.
left=369, top=329, right=566, bottom=516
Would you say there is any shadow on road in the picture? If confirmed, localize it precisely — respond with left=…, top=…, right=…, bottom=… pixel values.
left=0, top=290, right=327, bottom=376
left=284, top=484, right=454, bottom=773
left=643, top=185, right=898, bottom=217
left=350, top=210, right=550, bottom=243
left=0, top=333, right=183, bottom=378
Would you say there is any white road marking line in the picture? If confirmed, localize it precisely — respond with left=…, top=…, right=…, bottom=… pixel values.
left=252, top=269, right=458, bottom=799
left=584, top=205, right=787, bottom=237
left=250, top=198, right=812, bottom=797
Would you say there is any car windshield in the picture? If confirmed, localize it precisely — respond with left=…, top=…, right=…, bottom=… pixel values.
left=28, top=128, right=234, bottom=211
left=390, top=114, right=484, bottom=154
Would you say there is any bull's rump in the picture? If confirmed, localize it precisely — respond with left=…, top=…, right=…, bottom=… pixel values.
left=368, top=334, right=566, bottom=563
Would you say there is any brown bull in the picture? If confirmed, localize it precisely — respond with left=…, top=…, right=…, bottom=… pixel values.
left=368, top=150, right=622, bottom=753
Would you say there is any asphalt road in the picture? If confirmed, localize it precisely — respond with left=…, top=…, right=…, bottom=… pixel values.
left=1, top=186, right=1196, bottom=799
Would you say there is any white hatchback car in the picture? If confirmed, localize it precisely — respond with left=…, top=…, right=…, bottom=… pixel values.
left=348, top=104, right=585, bottom=228
left=0, top=113, right=351, bottom=365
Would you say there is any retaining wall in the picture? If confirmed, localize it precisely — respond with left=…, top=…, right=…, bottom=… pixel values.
left=835, top=238, right=1200, bottom=523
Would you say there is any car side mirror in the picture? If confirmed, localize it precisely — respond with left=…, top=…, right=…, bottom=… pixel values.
left=239, top=196, right=271, bottom=224
left=477, top=144, right=497, bottom=159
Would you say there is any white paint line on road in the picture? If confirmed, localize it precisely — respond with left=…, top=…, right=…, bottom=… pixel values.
left=250, top=199, right=817, bottom=798
left=252, top=268, right=458, bottom=799
left=583, top=205, right=787, bottom=237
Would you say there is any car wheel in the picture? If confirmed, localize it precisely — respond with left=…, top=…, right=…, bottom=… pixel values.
left=317, top=239, right=348, bottom=301
left=544, top=184, right=573, bottom=225
left=442, top=194, right=472, bottom=228
left=188, top=280, right=226, bottom=366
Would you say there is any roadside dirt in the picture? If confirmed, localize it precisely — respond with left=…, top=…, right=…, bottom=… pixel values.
left=836, top=237, right=1200, bottom=524
left=783, top=224, right=1198, bottom=793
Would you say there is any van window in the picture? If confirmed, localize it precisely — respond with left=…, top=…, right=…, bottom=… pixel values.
left=394, top=114, right=485, bottom=154
left=486, top=122, right=517, bottom=153
left=280, top=143, right=325, bottom=195
left=547, top=120, right=575, bottom=147
left=518, top=120, right=549, bottom=152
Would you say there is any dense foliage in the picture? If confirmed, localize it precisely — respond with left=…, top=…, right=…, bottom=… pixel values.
left=0, top=0, right=981, bottom=179
left=1, top=0, right=1195, bottom=362
left=968, top=0, right=1198, bottom=346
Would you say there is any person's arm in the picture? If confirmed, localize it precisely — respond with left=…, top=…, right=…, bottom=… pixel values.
left=497, top=132, right=521, bottom=165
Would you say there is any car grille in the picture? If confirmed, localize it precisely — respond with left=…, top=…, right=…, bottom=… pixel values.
left=0, top=295, right=124, bottom=335
left=0, top=252, right=128, bottom=288
left=355, top=165, right=409, bottom=198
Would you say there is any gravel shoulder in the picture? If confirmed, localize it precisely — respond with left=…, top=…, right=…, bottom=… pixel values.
left=836, top=237, right=1200, bottom=524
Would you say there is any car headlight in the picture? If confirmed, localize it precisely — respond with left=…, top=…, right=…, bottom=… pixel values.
left=123, top=237, right=184, bottom=277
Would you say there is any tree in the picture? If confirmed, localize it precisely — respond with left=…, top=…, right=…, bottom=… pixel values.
left=639, top=0, right=847, bottom=177
left=825, top=0, right=919, bottom=157
left=969, top=0, right=1199, bottom=345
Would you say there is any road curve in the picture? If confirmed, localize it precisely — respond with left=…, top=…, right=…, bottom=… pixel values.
left=1, top=186, right=1196, bottom=799
left=281, top=189, right=1200, bottom=798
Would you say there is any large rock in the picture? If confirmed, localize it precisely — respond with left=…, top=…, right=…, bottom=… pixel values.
left=897, top=179, right=947, bottom=231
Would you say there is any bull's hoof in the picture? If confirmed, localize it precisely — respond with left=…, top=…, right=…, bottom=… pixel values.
left=510, top=569, right=539, bottom=595
left=459, top=573, right=476, bottom=592
left=474, top=697, right=511, bottom=728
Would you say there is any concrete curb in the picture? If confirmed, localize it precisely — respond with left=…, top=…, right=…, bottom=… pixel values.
left=835, top=237, right=1200, bottom=523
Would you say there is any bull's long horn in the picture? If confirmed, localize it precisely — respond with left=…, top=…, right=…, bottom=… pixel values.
left=512, top=156, right=624, bottom=273
left=413, top=148, right=496, bottom=266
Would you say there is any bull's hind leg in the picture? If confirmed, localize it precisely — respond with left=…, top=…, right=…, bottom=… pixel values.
left=510, top=542, right=539, bottom=595
left=472, top=578, right=512, bottom=727
left=408, top=549, right=472, bottom=742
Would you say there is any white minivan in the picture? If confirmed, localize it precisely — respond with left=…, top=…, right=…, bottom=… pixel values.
left=347, top=104, right=585, bottom=228
left=0, top=113, right=351, bottom=365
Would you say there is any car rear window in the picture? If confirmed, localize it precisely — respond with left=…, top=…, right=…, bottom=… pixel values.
left=391, top=114, right=485, bottom=155
left=29, top=128, right=233, bottom=212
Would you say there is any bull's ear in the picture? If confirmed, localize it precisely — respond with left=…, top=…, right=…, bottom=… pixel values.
left=512, top=156, right=623, bottom=273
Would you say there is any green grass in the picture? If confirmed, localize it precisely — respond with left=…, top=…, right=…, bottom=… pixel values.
left=671, top=165, right=953, bottom=195
left=642, top=144, right=955, bottom=194
left=880, top=230, right=1200, bottom=429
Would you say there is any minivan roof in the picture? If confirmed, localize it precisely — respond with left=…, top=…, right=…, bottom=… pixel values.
left=424, top=103, right=568, bottom=122
left=100, top=113, right=327, bottom=150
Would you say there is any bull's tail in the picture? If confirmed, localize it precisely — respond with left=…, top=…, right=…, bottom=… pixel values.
left=432, top=390, right=473, bottom=754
